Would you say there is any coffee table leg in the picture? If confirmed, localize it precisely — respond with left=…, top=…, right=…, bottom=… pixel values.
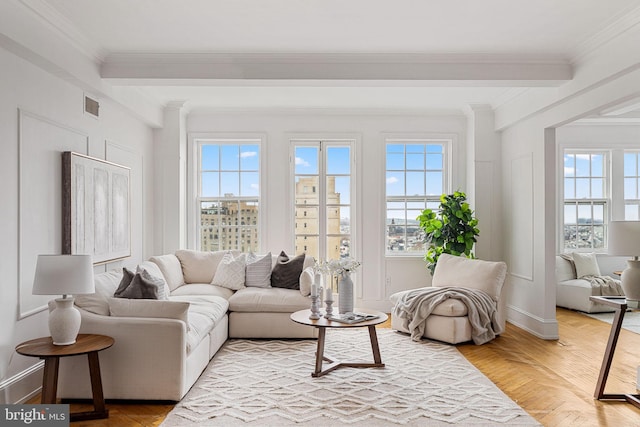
left=41, top=357, right=59, bottom=404
left=314, top=327, right=326, bottom=376
left=368, top=326, right=383, bottom=365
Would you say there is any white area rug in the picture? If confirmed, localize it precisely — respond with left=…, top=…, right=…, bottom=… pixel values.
left=585, top=310, right=640, bottom=334
left=161, top=329, right=539, bottom=426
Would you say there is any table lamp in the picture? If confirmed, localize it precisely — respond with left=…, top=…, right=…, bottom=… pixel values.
left=32, top=254, right=95, bottom=345
left=608, top=220, right=640, bottom=301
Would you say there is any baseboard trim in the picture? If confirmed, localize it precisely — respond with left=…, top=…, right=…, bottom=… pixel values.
left=0, top=362, right=43, bottom=404
left=506, top=305, right=559, bottom=340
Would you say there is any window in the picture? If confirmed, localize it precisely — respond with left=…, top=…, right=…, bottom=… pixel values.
left=195, top=139, right=260, bottom=252
left=293, top=140, right=353, bottom=261
left=386, top=140, right=449, bottom=254
left=562, top=152, right=607, bottom=250
left=624, top=151, right=640, bottom=219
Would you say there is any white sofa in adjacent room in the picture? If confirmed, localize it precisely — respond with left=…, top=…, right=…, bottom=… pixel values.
left=56, top=250, right=316, bottom=401
left=555, top=254, right=623, bottom=313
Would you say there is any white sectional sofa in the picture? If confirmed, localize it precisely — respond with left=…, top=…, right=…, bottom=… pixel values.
left=56, top=250, right=316, bottom=401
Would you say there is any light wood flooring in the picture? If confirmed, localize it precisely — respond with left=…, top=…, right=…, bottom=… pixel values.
left=35, top=308, right=640, bottom=426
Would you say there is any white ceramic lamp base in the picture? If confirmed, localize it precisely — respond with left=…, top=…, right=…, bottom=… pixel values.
left=621, top=259, right=640, bottom=301
left=49, top=297, right=81, bottom=345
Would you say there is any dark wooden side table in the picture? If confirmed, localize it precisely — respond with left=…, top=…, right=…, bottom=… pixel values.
left=589, top=296, right=640, bottom=409
left=15, top=333, right=114, bottom=422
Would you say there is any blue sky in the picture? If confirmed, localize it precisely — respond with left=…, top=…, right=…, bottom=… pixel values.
left=201, top=144, right=259, bottom=197
left=295, top=146, right=351, bottom=203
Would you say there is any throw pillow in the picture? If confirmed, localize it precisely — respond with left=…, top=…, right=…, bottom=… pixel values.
left=114, top=269, right=162, bottom=299
left=271, top=251, right=305, bottom=290
left=136, top=265, right=169, bottom=300
left=211, top=252, right=246, bottom=290
left=299, top=266, right=314, bottom=296
left=113, top=267, right=135, bottom=296
left=572, top=252, right=601, bottom=278
left=245, top=252, right=272, bottom=288
left=107, top=297, right=190, bottom=329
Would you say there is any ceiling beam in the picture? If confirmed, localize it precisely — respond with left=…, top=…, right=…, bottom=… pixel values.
left=102, top=53, right=572, bottom=86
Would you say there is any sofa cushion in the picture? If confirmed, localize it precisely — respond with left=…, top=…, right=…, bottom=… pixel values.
left=432, top=254, right=507, bottom=301
left=271, top=251, right=305, bottom=290
left=170, top=283, right=235, bottom=300
left=556, top=255, right=576, bottom=282
left=150, top=254, right=185, bottom=291
left=211, top=252, right=246, bottom=290
left=107, top=297, right=190, bottom=326
left=572, top=252, right=601, bottom=278
left=228, top=287, right=310, bottom=313
left=74, top=269, right=122, bottom=316
left=175, top=250, right=233, bottom=284
left=245, top=252, right=272, bottom=288
left=170, top=295, right=229, bottom=354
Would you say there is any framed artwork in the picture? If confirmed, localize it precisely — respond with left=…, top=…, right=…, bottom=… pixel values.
left=62, top=151, right=131, bottom=264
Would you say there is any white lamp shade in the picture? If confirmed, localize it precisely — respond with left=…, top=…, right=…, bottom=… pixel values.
left=608, top=221, right=640, bottom=256
left=32, top=254, right=95, bottom=296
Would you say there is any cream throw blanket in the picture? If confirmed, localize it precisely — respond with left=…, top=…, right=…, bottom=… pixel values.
left=393, top=287, right=504, bottom=345
left=582, top=275, right=624, bottom=296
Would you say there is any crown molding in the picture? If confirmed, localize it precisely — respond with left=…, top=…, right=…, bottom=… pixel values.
left=101, top=52, right=572, bottom=84
left=17, top=0, right=107, bottom=62
left=570, top=4, right=640, bottom=64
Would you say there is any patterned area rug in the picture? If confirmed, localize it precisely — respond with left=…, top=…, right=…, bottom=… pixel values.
left=585, top=310, right=640, bottom=334
left=161, top=329, right=539, bottom=426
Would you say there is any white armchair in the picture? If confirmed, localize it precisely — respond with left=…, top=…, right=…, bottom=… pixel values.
left=390, top=254, right=508, bottom=344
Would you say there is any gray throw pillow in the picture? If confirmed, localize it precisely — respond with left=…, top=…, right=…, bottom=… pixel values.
left=271, top=251, right=305, bottom=290
left=136, top=265, right=169, bottom=300
left=113, top=267, right=135, bottom=296
left=245, top=252, right=272, bottom=288
left=114, top=269, right=160, bottom=299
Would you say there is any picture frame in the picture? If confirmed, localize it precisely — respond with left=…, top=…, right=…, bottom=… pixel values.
left=62, top=151, right=131, bottom=264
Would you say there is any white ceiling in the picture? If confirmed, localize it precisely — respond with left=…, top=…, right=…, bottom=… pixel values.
left=38, top=0, right=640, bottom=114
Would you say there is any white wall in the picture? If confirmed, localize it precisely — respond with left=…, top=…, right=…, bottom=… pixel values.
left=0, top=46, right=155, bottom=403
left=184, top=111, right=470, bottom=310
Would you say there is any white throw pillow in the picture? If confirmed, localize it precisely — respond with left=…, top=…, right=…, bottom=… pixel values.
left=245, top=252, right=272, bottom=288
left=299, top=266, right=314, bottom=296
left=211, top=252, right=246, bottom=290
left=107, top=297, right=190, bottom=329
left=572, top=252, right=601, bottom=278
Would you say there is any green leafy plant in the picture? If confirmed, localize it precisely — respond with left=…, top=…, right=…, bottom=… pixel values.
left=417, top=191, right=480, bottom=275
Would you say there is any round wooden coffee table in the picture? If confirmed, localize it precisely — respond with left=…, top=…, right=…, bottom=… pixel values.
left=290, top=308, right=388, bottom=377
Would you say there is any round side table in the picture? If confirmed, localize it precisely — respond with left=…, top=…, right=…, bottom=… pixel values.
left=16, top=334, right=114, bottom=422
left=291, top=308, right=387, bottom=377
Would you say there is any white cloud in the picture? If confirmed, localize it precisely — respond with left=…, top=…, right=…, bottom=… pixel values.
left=295, top=157, right=310, bottom=167
left=564, top=167, right=575, bottom=175
left=251, top=183, right=259, bottom=190
left=240, top=151, right=257, bottom=158
left=386, top=177, right=399, bottom=184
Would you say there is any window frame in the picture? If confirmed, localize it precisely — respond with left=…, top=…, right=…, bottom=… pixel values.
left=384, top=137, right=452, bottom=257
left=555, top=142, right=640, bottom=254
left=289, top=137, right=358, bottom=262
left=188, top=133, right=265, bottom=252
left=561, top=150, right=609, bottom=251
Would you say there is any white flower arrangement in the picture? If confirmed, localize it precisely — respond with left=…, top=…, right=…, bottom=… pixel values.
left=327, top=257, right=361, bottom=276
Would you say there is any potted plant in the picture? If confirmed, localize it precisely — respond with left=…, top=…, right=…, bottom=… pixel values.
left=417, top=191, right=480, bottom=275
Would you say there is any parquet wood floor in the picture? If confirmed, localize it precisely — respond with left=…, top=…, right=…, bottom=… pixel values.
left=31, top=308, right=640, bottom=426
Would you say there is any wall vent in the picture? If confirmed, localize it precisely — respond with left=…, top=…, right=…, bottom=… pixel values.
left=84, top=95, right=100, bottom=118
